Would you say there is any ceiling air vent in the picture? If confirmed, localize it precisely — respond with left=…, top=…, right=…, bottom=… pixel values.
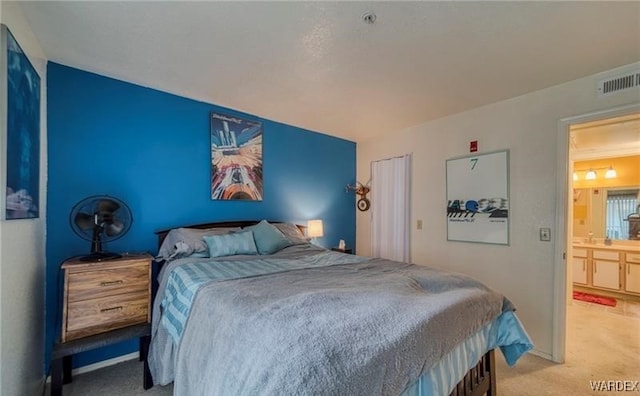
left=597, top=70, right=640, bottom=96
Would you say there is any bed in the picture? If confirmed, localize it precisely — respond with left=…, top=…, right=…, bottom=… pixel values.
left=147, top=220, right=532, bottom=395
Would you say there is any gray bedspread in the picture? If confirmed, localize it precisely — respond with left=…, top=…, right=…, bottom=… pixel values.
left=150, top=246, right=513, bottom=396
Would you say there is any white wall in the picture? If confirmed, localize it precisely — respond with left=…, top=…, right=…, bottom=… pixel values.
left=356, top=63, right=640, bottom=359
left=0, top=2, right=47, bottom=395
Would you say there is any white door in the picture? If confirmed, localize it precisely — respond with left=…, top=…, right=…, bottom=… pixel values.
left=370, top=154, right=411, bottom=262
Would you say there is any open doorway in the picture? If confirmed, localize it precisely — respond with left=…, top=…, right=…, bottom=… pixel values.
left=554, top=105, right=640, bottom=370
left=570, top=113, right=640, bottom=250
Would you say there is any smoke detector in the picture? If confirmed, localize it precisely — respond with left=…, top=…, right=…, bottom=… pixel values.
left=362, top=12, right=376, bottom=25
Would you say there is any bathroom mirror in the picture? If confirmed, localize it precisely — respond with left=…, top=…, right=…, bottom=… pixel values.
left=573, top=187, right=640, bottom=240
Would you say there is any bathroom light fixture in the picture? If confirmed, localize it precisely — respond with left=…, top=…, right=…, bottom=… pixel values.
left=573, top=166, right=617, bottom=181
left=605, top=166, right=617, bottom=179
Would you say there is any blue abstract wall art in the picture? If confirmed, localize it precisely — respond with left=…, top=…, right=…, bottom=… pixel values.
left=2, top=24, right=40, bottom=220
left=210, top=112, right=263, bottom=201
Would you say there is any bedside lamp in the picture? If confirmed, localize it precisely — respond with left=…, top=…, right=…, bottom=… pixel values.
left=307, top=219, right=324, bottom=240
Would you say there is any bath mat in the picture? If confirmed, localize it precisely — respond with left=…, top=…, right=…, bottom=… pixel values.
left=573, top=291, right=617, bottom=307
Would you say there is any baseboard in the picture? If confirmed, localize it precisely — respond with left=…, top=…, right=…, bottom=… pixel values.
left=74, top=351, right=139, bottom=375
left=46, top=352, right=138, bottom=383
left=529, top=348, right=554, bottom=361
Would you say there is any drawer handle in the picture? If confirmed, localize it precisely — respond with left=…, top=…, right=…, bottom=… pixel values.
left=594, top=262, right=597, bottom=273
left=100, top=280, right=124, bottom=287
left=100, top=306, right=123, bottom=313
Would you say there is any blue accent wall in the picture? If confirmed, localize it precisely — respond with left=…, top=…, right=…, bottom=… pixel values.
left=46, top=62, right=356, bottom=369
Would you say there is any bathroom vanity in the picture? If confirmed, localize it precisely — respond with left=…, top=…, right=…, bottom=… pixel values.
left=572, top=243, right=640, bottom=298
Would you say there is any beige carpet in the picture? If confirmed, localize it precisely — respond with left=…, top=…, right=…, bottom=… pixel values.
left=49, top=301, right=640, bottom=395
left=498, top=299, right=640, bottom=395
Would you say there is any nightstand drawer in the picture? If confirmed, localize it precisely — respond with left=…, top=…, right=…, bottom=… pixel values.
left=65, top=290, right=149, bottom=340
left=67, top=265, right=149, bottom=302
left=61, top=254, right=152, bottom=342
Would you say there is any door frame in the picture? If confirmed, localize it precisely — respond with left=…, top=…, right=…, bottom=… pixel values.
left=552, top=102, right=640, bottom=363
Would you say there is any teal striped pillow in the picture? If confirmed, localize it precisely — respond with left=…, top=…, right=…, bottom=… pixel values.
left=203, top=230, right=258, bottom=258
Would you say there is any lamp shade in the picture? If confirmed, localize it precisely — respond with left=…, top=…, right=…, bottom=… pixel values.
left=307, top=219, right=324, bottom=238
left=605, top=166, right=617, bottom=179
left=585, top=169, right=597, bottom=180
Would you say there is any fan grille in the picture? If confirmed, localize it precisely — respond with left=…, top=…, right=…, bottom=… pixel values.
left=69, top=195, right=133, bottom=260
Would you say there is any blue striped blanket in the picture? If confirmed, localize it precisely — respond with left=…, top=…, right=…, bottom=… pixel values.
left=160, top=251, right=370, bottom=343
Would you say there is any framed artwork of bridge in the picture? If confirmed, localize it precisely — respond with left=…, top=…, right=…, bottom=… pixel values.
left=446, top=149, right=509, bottom=245
left=210, top=112, right=263, bottom=201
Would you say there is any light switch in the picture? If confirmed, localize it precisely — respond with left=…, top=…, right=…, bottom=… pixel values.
left=540, top=228, right=551, bottom=241
left=417, top=220, right=423, bottom=230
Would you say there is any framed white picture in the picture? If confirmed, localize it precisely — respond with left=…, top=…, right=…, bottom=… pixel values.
left=446, top=150, right=509, bottom=245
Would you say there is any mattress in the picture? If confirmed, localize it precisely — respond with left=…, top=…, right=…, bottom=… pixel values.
left=149, top=244, right=532, bottom=395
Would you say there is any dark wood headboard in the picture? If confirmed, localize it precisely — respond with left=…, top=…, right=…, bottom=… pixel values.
left=154, top=220, right=306, bottom=248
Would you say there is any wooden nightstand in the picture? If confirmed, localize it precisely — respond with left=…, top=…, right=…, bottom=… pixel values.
left=331, top=247, right=353, bottom=254
left=52, top=253, right=154, bottom=396
left=61, top=253, right=152, bottom=342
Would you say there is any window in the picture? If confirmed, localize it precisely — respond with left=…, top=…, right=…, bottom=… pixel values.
left=606, top=189, right=639, bottom=239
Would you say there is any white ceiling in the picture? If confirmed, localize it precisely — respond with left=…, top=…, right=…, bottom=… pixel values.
left=18, top=1, right=640, bottom=142
left=571, top=113, right=640, bottom=160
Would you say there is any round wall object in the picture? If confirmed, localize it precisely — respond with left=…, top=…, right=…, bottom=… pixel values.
left=357, top=198, right=370, bottom=211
